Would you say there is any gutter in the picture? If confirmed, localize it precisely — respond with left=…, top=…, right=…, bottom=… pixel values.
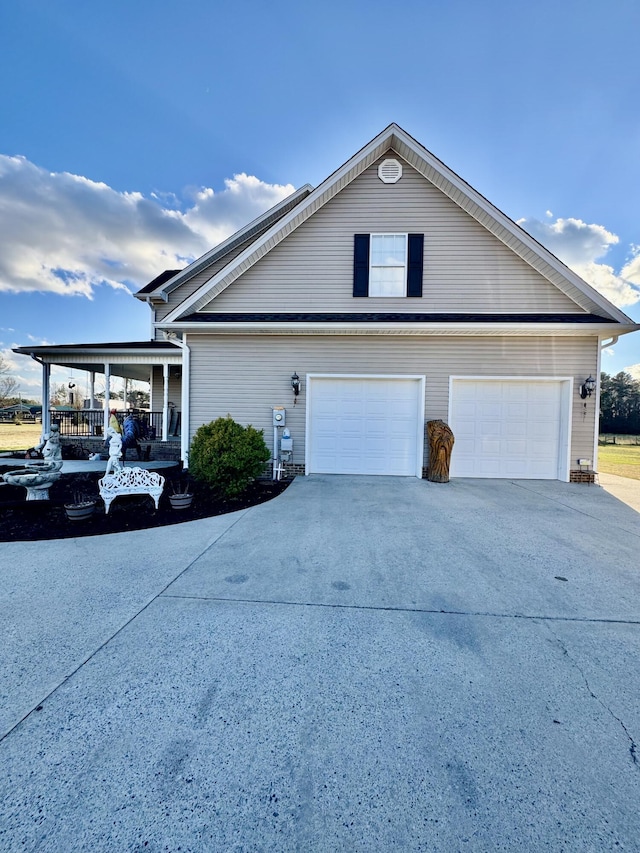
left=154, top=321, right=640, bottom=338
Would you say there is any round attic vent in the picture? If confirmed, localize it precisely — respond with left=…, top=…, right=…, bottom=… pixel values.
left=378, top=158, right=403, bottom=184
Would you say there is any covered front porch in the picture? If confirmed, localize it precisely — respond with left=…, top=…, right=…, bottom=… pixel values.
left=12, top=340, right=187, bottom=462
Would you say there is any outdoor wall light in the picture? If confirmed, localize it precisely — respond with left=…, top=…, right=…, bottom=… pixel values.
left=579, top=375, right=596, bottom=399
left=291, top=372, right=300, bottom=396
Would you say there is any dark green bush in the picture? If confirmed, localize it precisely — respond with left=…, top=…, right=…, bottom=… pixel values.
left=189, top=415, right=270, bottom=497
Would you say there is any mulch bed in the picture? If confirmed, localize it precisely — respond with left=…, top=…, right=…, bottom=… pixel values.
left=0, top=464, right=291, bottom=541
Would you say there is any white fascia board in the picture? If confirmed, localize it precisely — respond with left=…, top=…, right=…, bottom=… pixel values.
left=16, top=345, right=182, bottom=356
left=154, top=321, right=639, bottom=337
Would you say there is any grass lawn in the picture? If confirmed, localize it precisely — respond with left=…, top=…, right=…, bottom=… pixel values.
left=598, top=444, right=640, bottom=480
left=0, top=422, right=42, bottom=452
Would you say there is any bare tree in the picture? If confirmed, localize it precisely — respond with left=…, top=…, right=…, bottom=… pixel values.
left=0, top=353, right=19, bottom=407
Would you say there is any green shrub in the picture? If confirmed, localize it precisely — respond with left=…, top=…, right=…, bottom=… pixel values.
left=189, top=415, right=270, bottom=497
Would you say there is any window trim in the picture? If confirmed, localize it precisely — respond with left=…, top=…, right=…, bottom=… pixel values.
left=369, top=233, right=408, bottom=298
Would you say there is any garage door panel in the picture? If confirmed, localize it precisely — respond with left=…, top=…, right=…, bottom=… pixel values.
left=453, top=402, right=477, bottom=420
left=504, top=421, right=526, bottom=438
left=454, top=422, right=476, bottom=438
left=309, top=377, right=422, bottom=476
left=478, top=402, right=502, bottom=418
left=478, top=459, right=501, bottom=476
left=480, top=420, right=501, bottom=436
left=343, top=401, right=366, bottom=416
left=505, top=439, right=527, bottom=454
left=480, top=438, right=501, bottom=454
left=505, top=401, right=528, bottom=418
left=450, top=380, right=565, bottom=480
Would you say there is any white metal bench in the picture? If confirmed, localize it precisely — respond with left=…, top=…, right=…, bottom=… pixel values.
left=98, top=466, right=165, bottom=514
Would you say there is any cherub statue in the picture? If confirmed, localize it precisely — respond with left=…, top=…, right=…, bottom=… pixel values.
left=33, top=424, right=63, bottom=471
left=104, top=426, right=123, bottom=475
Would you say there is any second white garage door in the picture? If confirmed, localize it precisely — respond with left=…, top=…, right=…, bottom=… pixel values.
left=449, top=378, right=570, bottom=479
left=307, top=376, right=424, bottom=477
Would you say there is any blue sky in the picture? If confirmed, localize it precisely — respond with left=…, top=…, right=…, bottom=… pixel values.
left=1, top=0, right=639, bottom=398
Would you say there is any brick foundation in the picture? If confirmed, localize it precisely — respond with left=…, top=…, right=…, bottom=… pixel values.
left=570, top=469, right=596, bottom=484
left=283, top=463, right=306, bottom=477
left=61, top=437, right=182, bottom=463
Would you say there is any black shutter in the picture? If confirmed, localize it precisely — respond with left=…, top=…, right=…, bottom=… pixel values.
left=407, top=234, right=424, bottom=297
left=353, top=234, right=370, bottom=297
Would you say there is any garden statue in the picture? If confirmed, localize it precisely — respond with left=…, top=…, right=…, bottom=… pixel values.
left=426, top=419, right=455, bottom=483
left=37, top=424, right=63, bottom=464
left=104, top=426, right=123, bottom=475
left=2, top=425, right=64, bottom=500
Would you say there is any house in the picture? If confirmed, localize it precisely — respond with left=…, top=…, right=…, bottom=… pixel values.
left=15, top=124, right=639, bottom=480
left=0, top=402, right=35, bottom=422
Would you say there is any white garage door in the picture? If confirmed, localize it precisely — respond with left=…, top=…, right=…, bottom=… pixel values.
left=307, top=376, right=424, bottom=477
left=449, top=379, right=567, bottom=479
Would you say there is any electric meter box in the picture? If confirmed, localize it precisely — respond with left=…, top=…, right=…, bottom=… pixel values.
left=272, top=407, right=286, bottom=426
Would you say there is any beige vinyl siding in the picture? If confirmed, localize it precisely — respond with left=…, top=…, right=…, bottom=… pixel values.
left=200, top=159, right=583, bottom=315
left=188, top=334, right=598, bottom=472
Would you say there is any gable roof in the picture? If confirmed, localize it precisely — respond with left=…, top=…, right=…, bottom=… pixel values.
left=158, top=123, right=634, bottom=327
left=134, top=183, right=313, bottom=303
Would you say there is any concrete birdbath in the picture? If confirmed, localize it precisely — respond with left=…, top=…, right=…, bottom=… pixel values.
left=1, top=424, right=64, bottom=501
left=2, top=461, right=63, bottom=500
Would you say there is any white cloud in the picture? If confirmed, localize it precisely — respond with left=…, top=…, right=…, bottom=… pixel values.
left=570, top=262, right=639, bottom=307
left=518, top=215, right=640, bottom=308
left=624, top=363, right=640, bottom=381
left=518, top=216, right=619, bottom=265
left=0, top=155, right=295, bottom=298
left=620, top=246, right=640, bottom=285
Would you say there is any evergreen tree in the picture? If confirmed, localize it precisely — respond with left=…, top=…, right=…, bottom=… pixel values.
left=600, top=371, right=640, bottom=434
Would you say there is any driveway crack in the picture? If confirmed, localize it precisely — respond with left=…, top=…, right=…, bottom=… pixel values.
left=546, top=624, right=638, bottom=769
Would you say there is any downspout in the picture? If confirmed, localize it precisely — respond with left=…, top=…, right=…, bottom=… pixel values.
left=163, top=331, right=190, bottom=468
left=594, top=336, right=619, bottom=472
left=30, top=353, right=50, bottom=433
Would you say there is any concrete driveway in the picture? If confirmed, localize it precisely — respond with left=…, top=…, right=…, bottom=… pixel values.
left=1, top=475, right=640, bottom=851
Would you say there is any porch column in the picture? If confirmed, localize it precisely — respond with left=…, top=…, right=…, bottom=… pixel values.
left=104, top=362, right=111, bottom=434
left=42, top=363, right=51, bottom=434
left=162, top=364, right=169, bottom=441
left=124, top=377, right=129, bottom=411
left=89, top=372, right=96, bottom=409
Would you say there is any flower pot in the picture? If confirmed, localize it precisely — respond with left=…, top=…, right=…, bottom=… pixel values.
left=64, top=500, right=96, bottom=521
left=169, top=493, right=193, bottom=510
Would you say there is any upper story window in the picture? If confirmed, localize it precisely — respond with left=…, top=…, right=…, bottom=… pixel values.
left=370, top=234, right=407, bottom=297
left=353, top=233, right=424, bottom=298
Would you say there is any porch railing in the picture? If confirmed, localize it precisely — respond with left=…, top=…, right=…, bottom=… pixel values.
left=53, top=410, right=179, bottom=440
